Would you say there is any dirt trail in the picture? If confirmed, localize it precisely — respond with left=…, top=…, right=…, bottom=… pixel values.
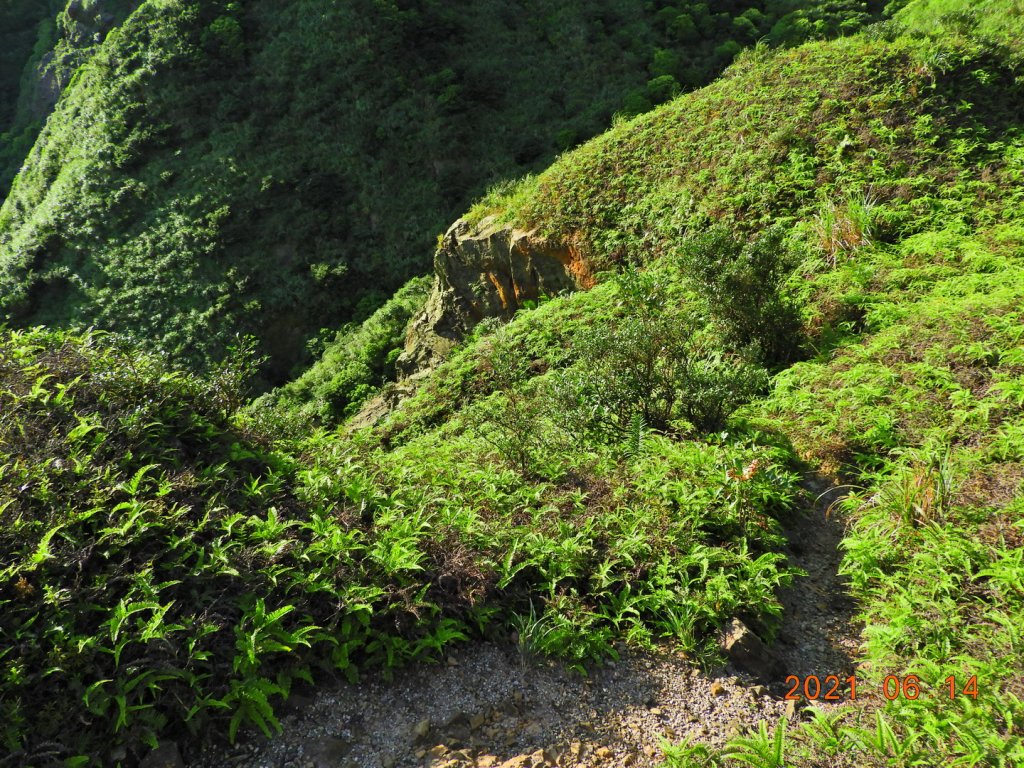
left=767, top=477, right=862, bottom=691
left=194, top=479, right=861, bottom=768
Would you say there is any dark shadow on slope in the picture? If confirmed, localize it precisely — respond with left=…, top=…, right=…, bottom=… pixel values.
left=754, top=475, right=862, bottom=696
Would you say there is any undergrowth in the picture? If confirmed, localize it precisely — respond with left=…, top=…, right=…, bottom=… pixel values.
left=0, top=325, right=802, bottom=765
left=4, top=3, right=1024, bottom=767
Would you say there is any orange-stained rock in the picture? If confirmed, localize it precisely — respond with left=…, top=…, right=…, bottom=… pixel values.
left=396, top=216, right=594, bottom=377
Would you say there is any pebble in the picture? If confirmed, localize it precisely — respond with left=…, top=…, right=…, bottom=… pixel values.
left=785, top=699, right=803, bottom=720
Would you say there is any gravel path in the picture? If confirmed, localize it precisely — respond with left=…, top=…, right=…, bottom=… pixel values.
left=770, top=477, right=862, bottom=693
left=191, top=478, right=862, bottom=768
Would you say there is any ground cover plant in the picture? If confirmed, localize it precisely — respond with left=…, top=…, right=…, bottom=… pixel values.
left=3, top=0, right=1024, bottom=766
left=0, top=323, right=803, bottom=765
left=367, top=4, right=1024, bottom=764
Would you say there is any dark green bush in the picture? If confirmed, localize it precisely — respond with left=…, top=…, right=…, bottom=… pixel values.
left=676, top=226, right=803, bottom=367
left=553, top=267, right=768, bottom=437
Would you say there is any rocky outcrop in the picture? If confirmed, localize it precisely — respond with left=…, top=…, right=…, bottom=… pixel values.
left=719, top=618, right=783, bottom=678
left=29, top=1, right=143, bottom=120
left=396, top=216, right=595, bottom=377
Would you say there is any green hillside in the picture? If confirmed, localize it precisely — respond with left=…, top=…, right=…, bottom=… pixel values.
left=0, top=0, right=138, bottom=196
left=0, top=0, right=884, bottom=384
left=2, top=1, right=1024, bottom=766
left=0, top=0, right=63, bottom=194
left=266, top=3, right=1024, bottom=763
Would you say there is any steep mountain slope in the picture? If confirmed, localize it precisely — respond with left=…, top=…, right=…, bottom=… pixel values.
left=3, top=2, right=1024, bottom=767
left=276, top=3, right=1024, bottom=764
left=0, top=0, right=63, bottom=193
left=0, top=0, right=884, bottom=384
left=274, top=0, right=1024, bottom=424
left=0, top=0, right=139, bottom=196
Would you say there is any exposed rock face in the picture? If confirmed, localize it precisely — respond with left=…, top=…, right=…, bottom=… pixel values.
left=397, top=216, right=595, bottom=377
left=29, top=1, right=143, bottom=120
left=30, top=52, right=64, bottom=121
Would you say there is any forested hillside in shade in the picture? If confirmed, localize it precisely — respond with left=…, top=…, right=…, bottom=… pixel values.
left=0, top=0, right=885, bottom=385
left=0, top=1, right=56, bottom=133
left=0, top=0, right=139, bottom=196
left=0, top=0, right=62, bottom=194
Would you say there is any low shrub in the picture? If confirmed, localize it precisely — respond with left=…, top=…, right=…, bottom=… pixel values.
left=675, top=226, right=803, bottom=367
left=551, top=266, right=768, bottom=438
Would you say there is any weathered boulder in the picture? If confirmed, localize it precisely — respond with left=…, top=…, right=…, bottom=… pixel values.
left=719, top=618, right=782, bottom=677
left=307, top=736, right=352, bottom=768
left=140, top=743, right=184, bottom=768
left=396, top=216, right=594, bottom=377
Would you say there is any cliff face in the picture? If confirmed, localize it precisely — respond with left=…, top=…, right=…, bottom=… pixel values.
left=397, top=217, right=595, bottom=377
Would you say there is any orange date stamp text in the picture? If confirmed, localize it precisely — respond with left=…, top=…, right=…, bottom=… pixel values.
left=782, top=674, right=979, bottom=702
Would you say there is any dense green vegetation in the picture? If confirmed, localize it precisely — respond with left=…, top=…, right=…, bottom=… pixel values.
left=0, top=324, right=800, bottom=764
left=0, top=0, right=886, bottom=384
left=0, top=0, right=62, bottom=194
left=253, top=276, right=431, bottom=429
left=462, top=3, right=1024, bottom=764
left=2, top=0, right=1024, bottom=766
left=0, top=0, right=136, bottom=196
